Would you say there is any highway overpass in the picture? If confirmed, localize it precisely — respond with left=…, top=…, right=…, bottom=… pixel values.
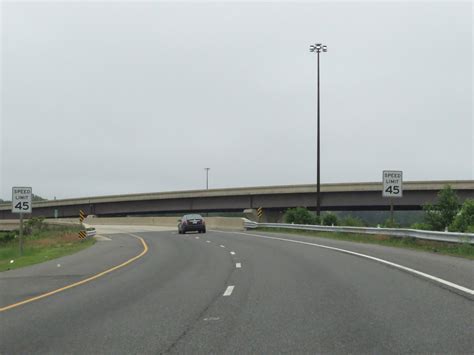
left=1, top=180, right=473, bottom=221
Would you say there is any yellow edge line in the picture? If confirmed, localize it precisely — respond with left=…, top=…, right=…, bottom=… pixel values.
left=0, top=233, right=148, bottom=312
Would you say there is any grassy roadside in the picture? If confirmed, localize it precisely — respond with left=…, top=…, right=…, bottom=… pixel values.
left=257, top=227, right=474, bottom=260
left=0, top=225, right=96, bottom=272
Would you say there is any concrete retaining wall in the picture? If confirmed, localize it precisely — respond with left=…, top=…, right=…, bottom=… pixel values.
left=1, top=219, right=82, bottom=231
left=45, top=219, right=82, bottom=227
left=0, top=220, right=20, bottom=231
left=84, top=216, right=177, bottom=226
left=82, top=216, right=245, bottom=230
left=19, top=216, right=246, bottom=230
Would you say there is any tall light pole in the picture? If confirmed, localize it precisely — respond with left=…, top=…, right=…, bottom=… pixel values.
left=204, top=168, right=210, bottom=190
left=310, top=43, right=327, bottom=217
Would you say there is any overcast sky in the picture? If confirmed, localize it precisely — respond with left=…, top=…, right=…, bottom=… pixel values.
left=1, top=1, right=472, bottom=200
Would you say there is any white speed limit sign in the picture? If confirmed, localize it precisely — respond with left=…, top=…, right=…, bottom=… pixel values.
left=12, top=187, right=33, bottom=213
left=382, top=171, right=403, bottom=198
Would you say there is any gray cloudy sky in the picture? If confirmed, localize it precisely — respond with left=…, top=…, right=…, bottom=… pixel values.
left=1, top=1, right=473, bottom=200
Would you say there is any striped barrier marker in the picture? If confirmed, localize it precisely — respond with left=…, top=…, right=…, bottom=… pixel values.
left=78, top=230, right=87, bottom=239
left=79, top=209, right=86, bottom=223
left=257, top=207, right=263, bottom=220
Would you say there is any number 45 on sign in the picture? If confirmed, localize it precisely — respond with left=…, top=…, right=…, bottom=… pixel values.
left=382, top=171, right=403, bottom=198
left=12, top=187, right=33, bottom=213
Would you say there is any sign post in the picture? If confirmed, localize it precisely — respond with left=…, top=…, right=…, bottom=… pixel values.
left=19, top=213, right=24, bottom=255
left=382, top=171, right=403, bottom=225
left=390, top=199, right=394, bottom=225
left=12, top=187, right=33, bottom=256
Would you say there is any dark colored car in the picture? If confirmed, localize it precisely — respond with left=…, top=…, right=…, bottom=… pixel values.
left=178, top=214, right=206, bottom=234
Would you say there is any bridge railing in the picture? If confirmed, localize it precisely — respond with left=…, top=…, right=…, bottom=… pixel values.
left=242, top=219, right=474, bottom=245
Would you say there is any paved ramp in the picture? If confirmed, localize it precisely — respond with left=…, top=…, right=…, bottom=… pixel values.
left=89, top=224, right=176, bottom=235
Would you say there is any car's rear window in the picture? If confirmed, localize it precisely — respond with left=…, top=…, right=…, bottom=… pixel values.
left=185, top=214, right=202, bottom=219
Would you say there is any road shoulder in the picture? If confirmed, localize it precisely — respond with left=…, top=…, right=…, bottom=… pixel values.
left=0, top=233, right=142, bottom=308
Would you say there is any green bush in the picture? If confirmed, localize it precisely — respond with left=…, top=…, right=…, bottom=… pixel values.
left=450, top=199, right=474, bottom=232
left=24, top=217, right=46, bottom=236
left=0, top=231, right=16, bottom=244
left=410, top=222, right=431, bottom=230
left=466, top=225, right=474, bottom=233
left=322, top=212, right=338, bottom=226
left=423, top=185, right=460, bottom=231
left=313, top=215, right=321, bottom=225
left=284, top=207, right=319, bottom=225
left=382, top=218, right=400, bottom=228
left=340, top=215, right=366, bottom=227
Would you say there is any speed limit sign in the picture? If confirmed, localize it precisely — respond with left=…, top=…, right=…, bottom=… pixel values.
left=382, top=171, right=403, bottom=198
left=12, top=187, right=32, bottom=213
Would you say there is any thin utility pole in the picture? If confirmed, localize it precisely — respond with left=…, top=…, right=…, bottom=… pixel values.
left=205, top=168, right=210, bottom=190
left=309, top=43, right=328, bottom=216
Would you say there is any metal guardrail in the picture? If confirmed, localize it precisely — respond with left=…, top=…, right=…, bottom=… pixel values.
left=86, top=228, right=96, bottom=238
left=242, top=219, right=474, bottom=244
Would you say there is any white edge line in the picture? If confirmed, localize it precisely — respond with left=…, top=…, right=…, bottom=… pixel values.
left=217, top=230, right=474, bottom=296
left=223, top=285, right=235, bottom=296
left=94, top=235, right=112, bottom=241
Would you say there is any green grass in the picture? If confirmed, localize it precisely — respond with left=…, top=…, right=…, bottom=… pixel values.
left=257, top=227, right=474, bottom=260
left=0, top=226, right=96, bottom=272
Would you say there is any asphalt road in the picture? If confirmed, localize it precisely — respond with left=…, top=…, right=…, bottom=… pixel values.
left=1, top=227, right=473, bottom=354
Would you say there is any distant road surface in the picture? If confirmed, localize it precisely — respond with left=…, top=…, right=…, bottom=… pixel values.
left=1, top=226, right=473, bottom=354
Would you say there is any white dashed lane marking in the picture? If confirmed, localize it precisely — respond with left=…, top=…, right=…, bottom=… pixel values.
left=230, top=251, right=236, bottom=255
left=236, top=263, right=242, bottom=269
left=95, top=235, right=112, bottom=241
left=203, top=317, right=220, bottom=321
left=223, top=286, right=235, bottom=296
left=219, top=231, right=474, bottom=297
left=220, top=245, right=225, bottom=248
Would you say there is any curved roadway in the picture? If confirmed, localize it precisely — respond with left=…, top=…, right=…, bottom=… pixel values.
left=1, top=226, right=473, bottom=354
